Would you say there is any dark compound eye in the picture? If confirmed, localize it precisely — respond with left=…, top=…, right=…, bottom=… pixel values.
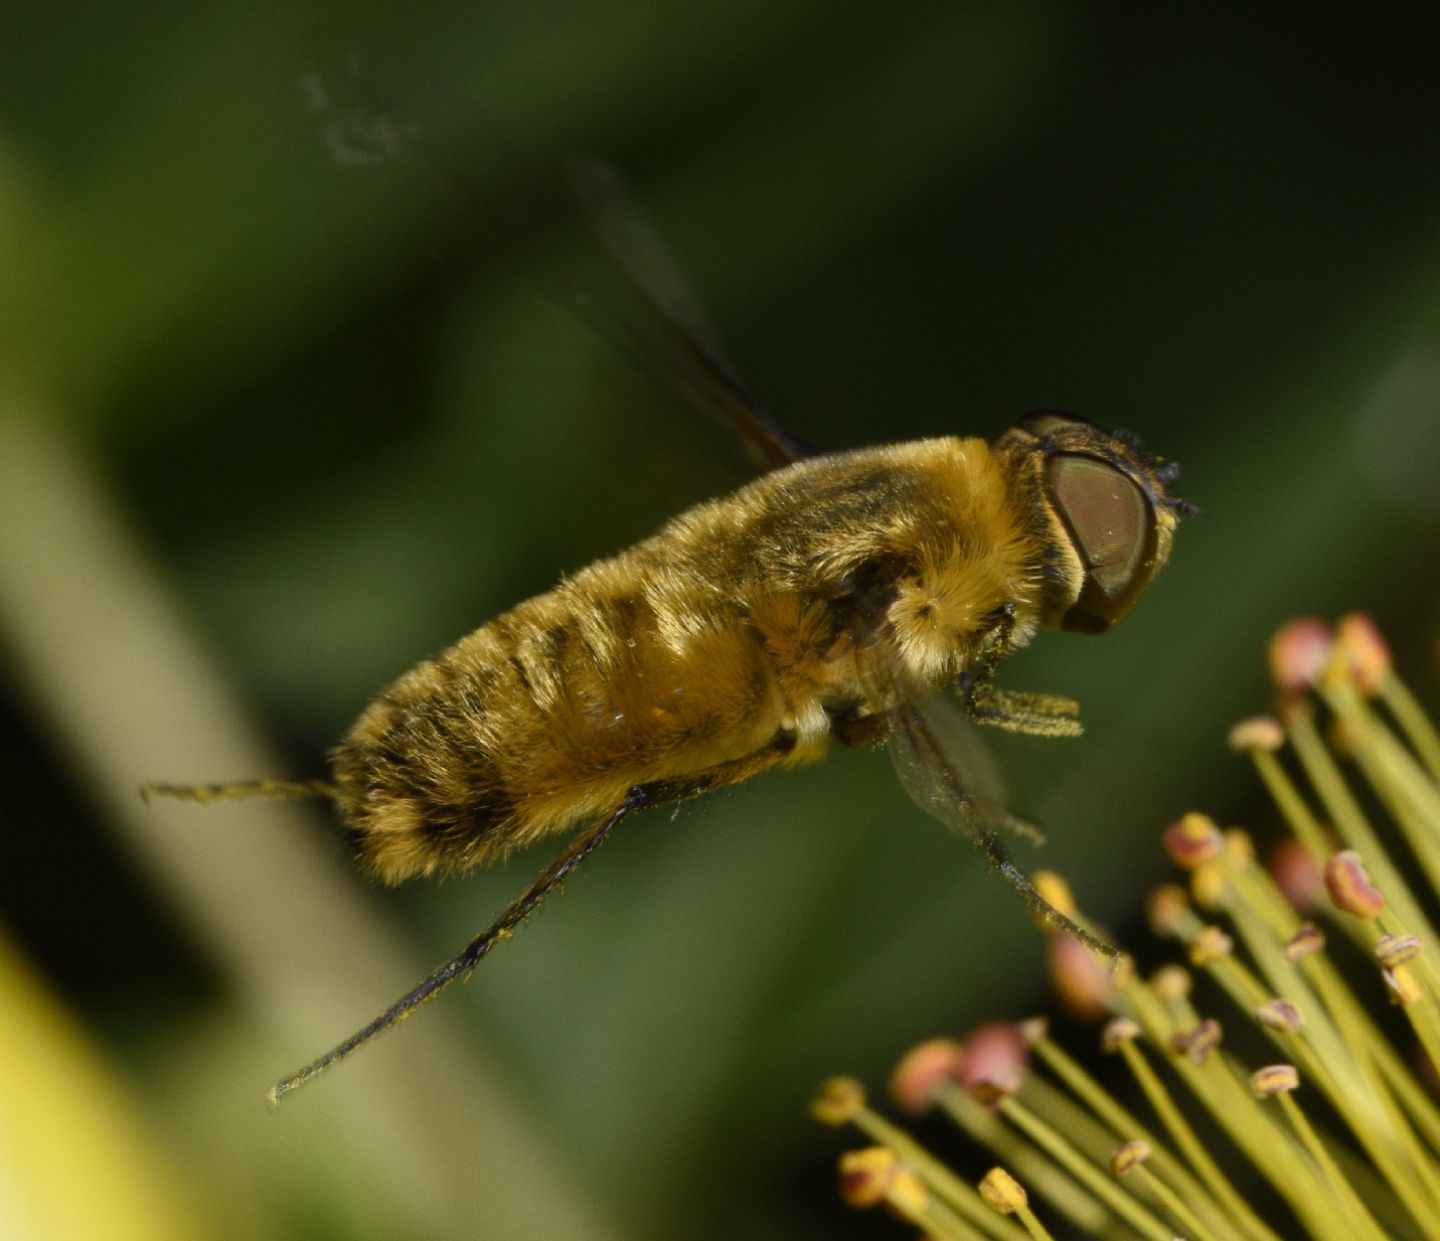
left=1045, top=454, right=1158, bottom=634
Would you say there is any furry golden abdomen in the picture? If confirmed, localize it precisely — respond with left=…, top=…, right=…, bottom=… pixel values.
left=332, top=554, right=798, bottom=883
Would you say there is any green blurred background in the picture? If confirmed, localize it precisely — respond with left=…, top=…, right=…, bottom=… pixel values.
left=2, top=3, right=1439, bottom=1238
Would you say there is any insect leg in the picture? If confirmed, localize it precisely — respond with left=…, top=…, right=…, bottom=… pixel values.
left=141, top=777, right=338, bottom=804
left=957, top=604, right=1083, bottom=737
left=986, top=690, right=1080, bottom=718
left=959, top=602, right=1021, bottom=701
left=632, top=731, right=798, bottom=806
left=967, top=689, right=1083, bottom=738
left=892, top=700, right=1115, bottom=957
left=268, top=786, right=649, bottom=1106
left=270, top=734, right=796, bottom=1104
left=970, top=828, right=1115, bottom=958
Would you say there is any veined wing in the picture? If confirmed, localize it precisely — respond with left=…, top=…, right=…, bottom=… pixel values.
left=565, top=157, right=812, bottom=472
left=852, top=634, right=1039, bottom=845
left=854, top=636, right=1115, bottom=955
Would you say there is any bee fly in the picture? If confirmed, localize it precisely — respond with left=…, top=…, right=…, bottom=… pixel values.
left=147, top=165, right=1193, bottom=1103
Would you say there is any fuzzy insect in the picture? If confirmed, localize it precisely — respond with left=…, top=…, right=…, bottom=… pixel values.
left=147, top=171, right=1191, bottom=1103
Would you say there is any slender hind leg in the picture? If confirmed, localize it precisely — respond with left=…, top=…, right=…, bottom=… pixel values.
left=141, top=778, right=337, bottom=804
left=268, top=788, right=646, bottom=1105
left=269, top=734, right=796, bottom=1104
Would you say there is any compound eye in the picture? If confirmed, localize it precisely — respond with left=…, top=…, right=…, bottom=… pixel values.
left=1046, top=454, right=1157, bottom=633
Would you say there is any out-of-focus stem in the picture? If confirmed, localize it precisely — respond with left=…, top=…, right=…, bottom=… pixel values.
left=0, top=406, right=623, bottom=1241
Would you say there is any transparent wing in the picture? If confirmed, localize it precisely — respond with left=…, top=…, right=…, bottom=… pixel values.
left=852, top=637, right=1041, bottom=845
left=888, top=693, right=1044, bottom=847
left=564, top=157, right=812, bottom=472
left=295, top=67, right=806, bottom=471
left=852, top=636, right=1115, bottom=952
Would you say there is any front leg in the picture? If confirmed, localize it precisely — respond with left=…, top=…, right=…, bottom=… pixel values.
left=960, top=605, right=1083, bottom=738
left=966, top=688, right=1083, bottom=737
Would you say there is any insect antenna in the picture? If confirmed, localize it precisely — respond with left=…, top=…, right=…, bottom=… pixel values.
left=266, top=787, right=646, bottom=1106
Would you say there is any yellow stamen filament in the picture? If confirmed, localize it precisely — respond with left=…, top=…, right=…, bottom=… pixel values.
left=1272, top=1090, right=1389, bottom=1241
left=995, top=1094, right=1183, bottom=1241
left=1126, top=1158, right=1223, bottom=1241
left=1107, top=1027, right=1280, bottom=1241
left=845, top=1098, right=1025, bottom=1241
left=1027, top=1036, right=1236, bottom=1234
left=815, top=621, right=1440, bottom=1241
